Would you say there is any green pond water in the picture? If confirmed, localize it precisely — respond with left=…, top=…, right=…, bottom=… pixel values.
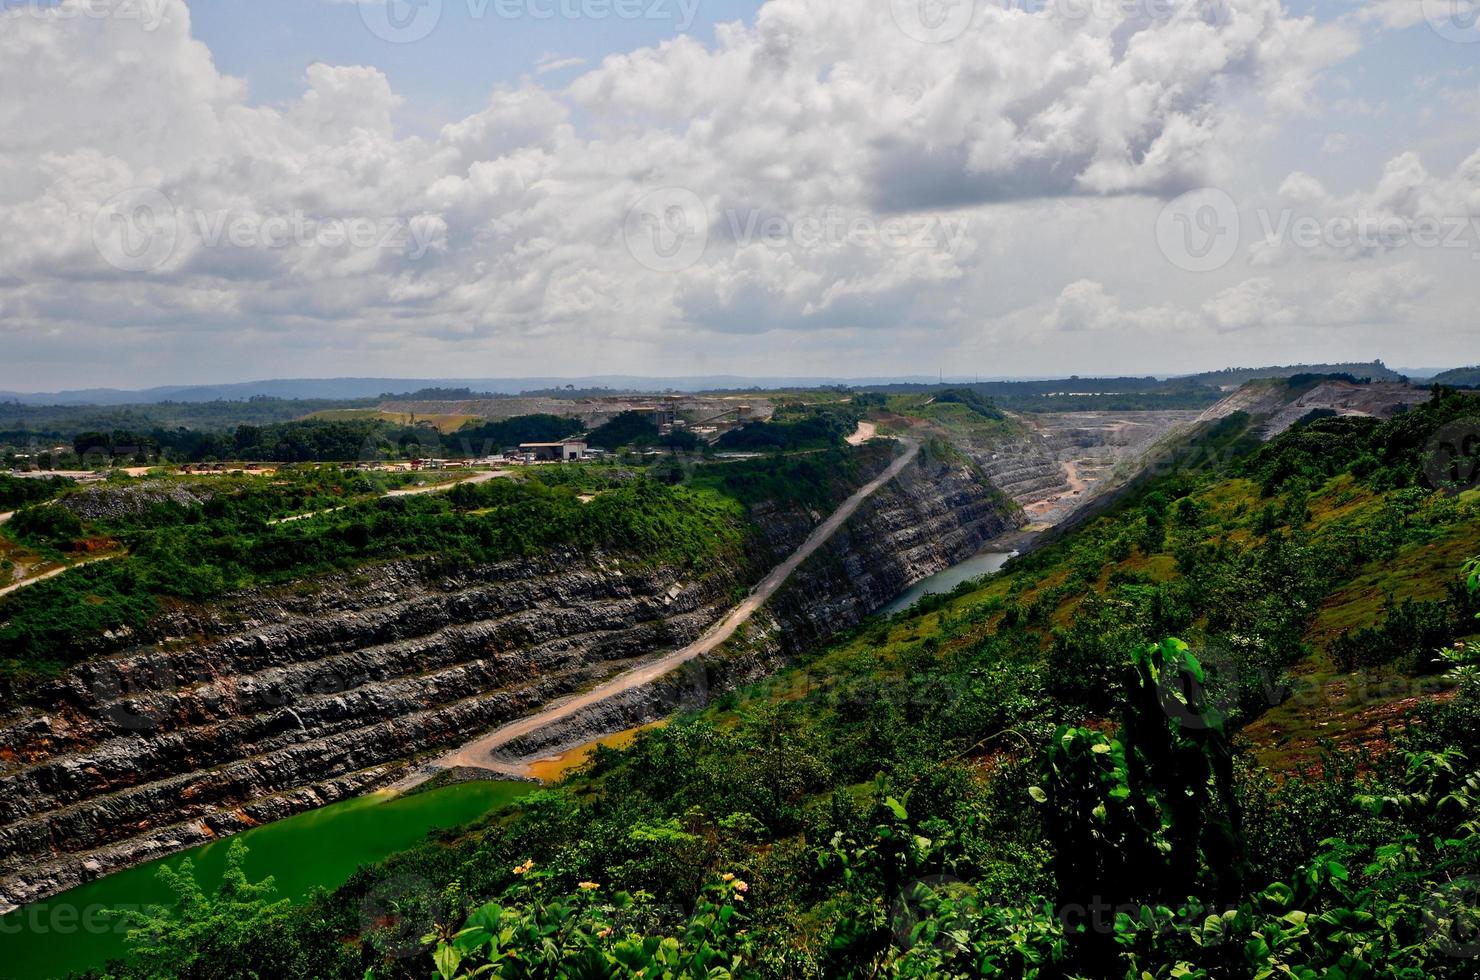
left=0, top=780, right=532, bottom=980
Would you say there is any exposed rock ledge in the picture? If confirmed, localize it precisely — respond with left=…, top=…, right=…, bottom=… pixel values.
left=0, top=448, right=1018, bottom=910
left=498, top=451, right=1023, bottom=763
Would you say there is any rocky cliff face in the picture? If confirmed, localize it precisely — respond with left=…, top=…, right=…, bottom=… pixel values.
left=0, top=552, right=742, bottom=910
left=0, top=447, right=1017, bottom=910
left=1196, top=380, right=1425, bottom=439
left=974, top=411, right=1202, bottom=525
left=499, top=449, right=1022, bottom=760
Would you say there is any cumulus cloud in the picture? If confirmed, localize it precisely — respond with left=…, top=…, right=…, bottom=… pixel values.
left=1201, top=277, right=1295, bottom=332
left=1037, top=262, right=1433, bottom=339
left=0, top=0, right=1412, bottom=384
left=1248, top=146, right=1480, bottom=265
left=1039, top=280, right=1194, bottom=334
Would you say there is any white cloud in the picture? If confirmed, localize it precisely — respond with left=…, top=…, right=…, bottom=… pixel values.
left=4, top=0, right=1462, bottom=385
left=1201, top=277, right=1295, bottom=332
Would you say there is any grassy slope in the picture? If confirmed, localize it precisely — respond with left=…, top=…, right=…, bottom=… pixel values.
left=0, top=446, right=896, bottom=701
left=77, top=397, right=1480, bottom=978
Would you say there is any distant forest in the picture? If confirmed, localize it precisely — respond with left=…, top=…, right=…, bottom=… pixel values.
left=1182, top=360, right=1405, bottom=386
left=1431, top=365, right=1480, bottom=388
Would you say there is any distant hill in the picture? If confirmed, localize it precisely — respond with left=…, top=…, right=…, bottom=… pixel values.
left=0, top=375, right=950, bottom=407
left=1430, top=366, right=1480, bottom=388
left=1183, top=361, right=1405, bottom=388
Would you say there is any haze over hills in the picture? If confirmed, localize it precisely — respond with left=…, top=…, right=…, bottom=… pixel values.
left=0, top=376, right=971, bottom=406
left=0, top=361, right=1445, bottom=406
left=1430, top=366, right=1480, bottom=387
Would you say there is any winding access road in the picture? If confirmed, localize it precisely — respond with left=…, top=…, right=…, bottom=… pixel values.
left=268, top=469, right=508, bottom=524
left=0, top=470, right=509, bottom=597
left=0, top=556, right=116, bottom=599
left=423, top=438, right=921, bottom=781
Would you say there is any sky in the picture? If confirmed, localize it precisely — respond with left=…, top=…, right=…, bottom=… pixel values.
left=0, top=0, right=1476, bottom=390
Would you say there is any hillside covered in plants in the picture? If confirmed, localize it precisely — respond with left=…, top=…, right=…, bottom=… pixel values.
left=62, top=388, right=1479, bottom=978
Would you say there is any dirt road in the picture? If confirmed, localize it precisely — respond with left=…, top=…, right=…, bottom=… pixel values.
left=0, top=472, right=510, bottom=595
left=424, top=439, right=922, bottom=780
left=1062, top=461, right=1088, bottom=495
left=269, top=470, right=508, bottom=524
left=0, top=556, right=116, bottom=599
left=846, top=421, right=877, bottom=446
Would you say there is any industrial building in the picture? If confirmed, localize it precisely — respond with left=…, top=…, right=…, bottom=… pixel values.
left=519, top=440, right=588, bottom=462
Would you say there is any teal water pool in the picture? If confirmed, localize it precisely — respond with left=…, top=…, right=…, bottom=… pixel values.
left=0, top=780, right=532, bottom=980
left=878, top=551, right=1012, bottom=618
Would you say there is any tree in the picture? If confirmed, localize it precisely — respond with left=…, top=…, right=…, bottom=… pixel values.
left=115, top=839, right=294, bottom=979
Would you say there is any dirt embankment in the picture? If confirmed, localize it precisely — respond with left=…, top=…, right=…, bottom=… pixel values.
left=424, top=442, right=922, bottom=779
left=1197, top=380, right=1426, bottom=438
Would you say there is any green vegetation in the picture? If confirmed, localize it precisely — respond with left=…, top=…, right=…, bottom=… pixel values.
left=80, top=387, right=1477, bottom=978
left=451, top=414, right=584, bottom=453
left=0, top=446, right=895, bottom=703
left=931, top=387, right=1005, bottom=420
left=90, top=553, right=1480, bottom=978
left=9, top=412, right=594, bottom=467
left=688, top=443, right=889, bottom=512
left=716, top=403, right=860, bottom=452
left=588, top=411, right=661, bottom=449
left=113, top=840, right=292, bottom=979
left=0, top=397, right=377, bottom=442
left=864, top=379, right=1222, bottom=414
left=50, top=417, right=445, bottom=465
left=1431, top=366, right=1480, bottom=388
left=995, top=390, right=1223, bottom=413
left=0, top=473, right=73, bottom=510
left=884, top=392, right=1022, bottom=444
left=1185, top=361, right=1404, bottom=387
left=17, top=389, right=1480, bottom=978
left=0, top=474, right=747, bottom=699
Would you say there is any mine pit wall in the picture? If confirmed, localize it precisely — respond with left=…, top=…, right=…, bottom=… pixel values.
left=0, top=551, right=749, bottom=911
left=0, top=450, right=892, bottom=910
left=499, top=452, right=1023, bottom=761
left=0, top=446, right=1015, bottom=910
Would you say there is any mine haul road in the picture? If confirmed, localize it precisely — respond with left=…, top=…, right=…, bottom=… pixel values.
left=417, top=438, right=922, bottom=783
